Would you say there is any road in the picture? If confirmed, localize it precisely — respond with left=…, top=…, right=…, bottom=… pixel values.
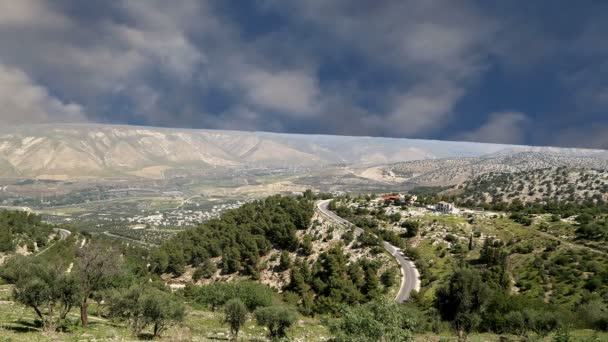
left=102, top=231, right=159, bottom=247
left=317, top=199, right=420, bottom=302
left=36, top=228, right=72, bottom=256
left=53, top=228, right=72, bottom=240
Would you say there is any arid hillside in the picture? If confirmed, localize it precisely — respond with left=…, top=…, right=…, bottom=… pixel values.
left=0, top=124, right=606, bottom=180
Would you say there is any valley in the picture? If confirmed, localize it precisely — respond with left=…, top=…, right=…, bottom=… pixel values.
left=1, top=125, right=608, bottom=341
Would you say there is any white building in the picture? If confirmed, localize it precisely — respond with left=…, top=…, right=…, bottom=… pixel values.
left=436, top=201, right=455, bottom=213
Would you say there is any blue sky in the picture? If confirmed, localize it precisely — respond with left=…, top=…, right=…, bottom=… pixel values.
left=0, top=1, right=607, bottom=149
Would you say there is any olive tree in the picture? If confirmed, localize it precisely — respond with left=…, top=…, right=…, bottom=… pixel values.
left=224, top=298, right=248, bottom=339
left=74, top=241, right=122, bottom=327
left=108, top=284, right=185, bottom=337
left=1, top=256, right=79, bottom=331
left=254, top=306, right=297, bottom=339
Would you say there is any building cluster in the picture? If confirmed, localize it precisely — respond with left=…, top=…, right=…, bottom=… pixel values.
left=372, top=193, right=456, bottom=214
left=124, top=201, right=247, bottom=227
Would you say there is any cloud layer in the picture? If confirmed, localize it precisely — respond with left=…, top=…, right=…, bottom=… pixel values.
left=0, top=1, right=606, bottom=149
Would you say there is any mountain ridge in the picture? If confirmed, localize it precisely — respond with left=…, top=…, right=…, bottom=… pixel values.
left=0, top=124, right=606, bottom=180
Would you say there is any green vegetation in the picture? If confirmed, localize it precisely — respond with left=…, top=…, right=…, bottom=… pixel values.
left=108, top=285, right=185, bottom=337
left=1, top=255, right=79, bottom=331
left=2, top=187, right=608, bottom=341
left=330, top=300, right=417, bottom=342
left=184, top=281, right=275, bottom=312
left=0, top=210, right=52, bottom=252
left=254, top=306, right=297, bottom=339
left=151, top=195, right=314, bottom=276
left=223, top=298, right=247, bottom=339
left=329, top=194, right=608, bottom=341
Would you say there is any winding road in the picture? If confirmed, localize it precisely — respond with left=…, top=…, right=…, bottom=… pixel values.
left=36, top=228, right=72, bottom=256
left=53, top=228, right=72, bottom=240
left=317, top=199, right=420, bottom=302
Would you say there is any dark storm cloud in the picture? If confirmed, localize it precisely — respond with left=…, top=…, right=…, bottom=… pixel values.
left=0, top=0, right=607, bottom=149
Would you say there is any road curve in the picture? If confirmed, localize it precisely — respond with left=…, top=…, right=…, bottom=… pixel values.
left=37, top=228, right=72, bottom=256
left=53, top=228, right=72, bottom=240
left=317, top=199, right=420, bottom=302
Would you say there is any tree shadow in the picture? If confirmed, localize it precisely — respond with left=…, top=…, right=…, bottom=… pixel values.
left=2, top=325, right=39, bottom=333
left=136, top=332, right=155, bottom=340
left=2, top=319, right=42, bottom=333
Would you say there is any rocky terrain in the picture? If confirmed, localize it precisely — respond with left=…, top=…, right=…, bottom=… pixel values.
left=378, top=152, right=608, bottom=186
left=456, top=167, right=608, bottom=204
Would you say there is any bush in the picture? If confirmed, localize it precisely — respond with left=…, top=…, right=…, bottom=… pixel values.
left=278, top=251, right=291, bottom=271
left=224, top=298, right=248, bottom=338
left=193, top=259, right=217, bottom=281
left=192, top=281, right=274, bottom=311
left=109, top=285, right=185, bottom=337
left=330, top=300, right=416, bottom=342
left=401, top=221, right=420, bottom=238
left=381, top=268, right=397, bottom=288
left=254, top=306, right=297, bottom=339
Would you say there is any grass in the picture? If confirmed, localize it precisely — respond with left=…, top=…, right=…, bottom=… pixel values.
left=0, top=285, right=330, bottom=342
left=373, top=207, right=608, bottom=308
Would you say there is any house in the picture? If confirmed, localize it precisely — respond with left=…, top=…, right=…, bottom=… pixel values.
left=381, top=194, right=406, bottom=202
left=436, top=201, right=455, bottom=213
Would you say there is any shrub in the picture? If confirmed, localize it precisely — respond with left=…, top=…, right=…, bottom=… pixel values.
left=224, top=298, right=248, bottom=338
left=254, top=306, right=297, bottom=339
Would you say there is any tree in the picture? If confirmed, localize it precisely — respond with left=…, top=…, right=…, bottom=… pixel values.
left=224, top=298, right=248, bottom=339
left=389, top=213, right=402, bottom=223
left=278, top=251, right=291, bottom=271
left=362, top=263, right=381, bottom=300
left=1, top=256, right=79, bottom=331
left=74, top=241, right=122, bottom=327
left=108, top=285, right=185, bottom=337
left=300, top=234, right=313, bottom=255
left=401, top=221, right=419, bottom=238
left=192, top=281, right=274, bottom=312
left=193, top=259, right=217, bottom=281
left=223, top=247, right=241, bottom=274
left=381, top=268, right=397, bottom=288
left=436, top=267, right=492, bottom=340
left=330, top=300, right=416, bottom=342
left=139, top=289, right=185, bottom=337
left=254, top=306, right=297, bottom=339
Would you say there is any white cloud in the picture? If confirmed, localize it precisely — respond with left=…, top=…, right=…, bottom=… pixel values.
left=0, top=0, right=67, bottom=28
left=386, top=81, right=465, bottom=136
left=0, top=63, right=87, bottom=125
left=457, top=111, right=528, bottom=144
left=240, top=69, right=319, bottom=116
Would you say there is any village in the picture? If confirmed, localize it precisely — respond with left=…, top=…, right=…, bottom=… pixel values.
left=121, top=200, right=250, bottom=228
left=336, top=192, right=503, bottom=253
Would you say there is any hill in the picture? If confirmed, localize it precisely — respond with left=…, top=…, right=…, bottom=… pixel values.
left=376, top=152, right=608, bottom=186
left=0, top=124, right=605, bottom=180
left=454, top=167, right=608, bottom=204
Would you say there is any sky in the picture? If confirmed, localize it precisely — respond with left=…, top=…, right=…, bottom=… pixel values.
left=0, top=0, right=607, bottom=149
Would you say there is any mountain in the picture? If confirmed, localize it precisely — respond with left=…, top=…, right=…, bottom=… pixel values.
left=0, top=124, right=606, bottom=180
